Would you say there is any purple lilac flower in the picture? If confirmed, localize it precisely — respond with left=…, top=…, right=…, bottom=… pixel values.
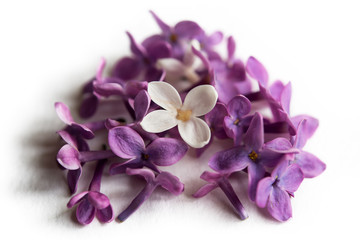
left=67, top=159, right=114, bottom=225
left=193, top=171, right=248, bottom=220
left=223, top=95, right=252, bottom=146
left=256, top=159, right=304, bottom=221
left=112, top=32, right=171, bottom=82
left=117, top=168, right=184, bottom=222
left=197, top=31, right=223, bottom=59
left=291, top=118, right=326, bottom=178
left=108, top=126, right=188, bottom=174
left=209, top=112, right=299, bottom=201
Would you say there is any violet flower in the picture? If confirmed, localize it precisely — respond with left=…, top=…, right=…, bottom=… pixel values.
left=148, top=10, right=204, bottom=60
left=209, top=112, right=299, bottom=201
left=140, top=81, right=218, bottom=148
left=223, top=95, right=252, bottom=146
left=108, top=126, right=188, bottom=174
left=197, top=31, right=224, bottom=59
left=256, top=160, right=304, bottom=221
left=291, top=118, right=326, bottom=178
left=112, top=32, right=171, bottom=82
left=117, top=168, right=184, bottom=222
left=193, top=171, right=248, bottom=220
left=67, top=159, right=114, bottom=225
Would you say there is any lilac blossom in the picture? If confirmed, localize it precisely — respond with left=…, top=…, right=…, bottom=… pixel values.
left=193, top=171, right=248, bottom=220
left=209, top=112, right=299, bottom=201
left=67, top=160, right=114, bottom=225
left=108, top=126, right=188, bottom=174
left=256, top=160, right=304, bottom=221
left=117, top=168, right=184, bottom=222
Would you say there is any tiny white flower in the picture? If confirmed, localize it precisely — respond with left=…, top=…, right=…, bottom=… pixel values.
left=140, top=81, right=218, bottom=148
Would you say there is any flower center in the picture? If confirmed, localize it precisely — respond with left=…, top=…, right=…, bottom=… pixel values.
left=170, top=34, right=178, bottom=43
left=176, top=109, right=192, bottom=122
left=234, top=119, right=240, bottom=125
left=248, top=150, right=258, bottom=162
left=142, top=154, right=149, bottom=160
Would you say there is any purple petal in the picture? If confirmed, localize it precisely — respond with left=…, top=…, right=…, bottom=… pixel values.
left=227, top=95, right=251, bottom=119
left=67, top=191, right=88, bottom=208
left=264, top=137, right=299, bottom=153
left=79, top=94, right=98, bottom=119
left=112, top=57, right=142, bottom=80
left=146, top=138, right=188, bottom=166
left=96, top=205, right=113, bottom=223
left=207, top=31, right=223, bottom=46
left=108, top=126, right=145, bottom=159
left=155, top=171, right=184, bottom=195
left=55, top=102, right=74, bottom=125
left=70, top=123, right=95, bottom=139
left=293, top=117, right=319, bottom=149
left=269, top=80, right=284, bottom=101
left=145, top=40, right=172, bottom=61
left=243, top=112, right=264, bottom=151
left=295, top=151, right=326, bottom=178
left=256, top=177, right=274, bottom=208
left=174, top=21, right=204, bottom=39
left=134, top=90, right=151, bottom=121
left=57, top=144, right=81, bottom=170
left=227, top=36, right=236, bottom=61
left=267, top=187, right=292, bottom=221
left=205, top=103, right=228, bottom=139
left=200, top=171, right=223, bottom=182
left=124, top=80, right=148, bottom=99
left=277, top=163, right=304, bottom=193
left=76, top=198, right=96, bottom=225
left=125, top=168, right=155, bottom=183
left=126, top=31, right=147, bottom=57
left=109, top=159, right=143, bottom=175
left=193, top=183, right=218, bottom=198
left=246, top=56, right=268, bottom=87
left=209, top=147, right=249, bottom=173
left=87, top=191, right=110, bottom=209
left=67, top=168, right=82, bottom=194
left=213, top=73, right=242, bottom=104
left=280, top=82, right=292, bottom=114
left=247, top=163, right=266, bottom=201
left=149, top=11, right=171, bottom=34
left=93, top=82, right=124, bottom=97
left=57, top=130, right=77, bottom=149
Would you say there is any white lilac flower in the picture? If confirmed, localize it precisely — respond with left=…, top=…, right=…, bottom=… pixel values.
left=140, top=81, right=218, bottom=148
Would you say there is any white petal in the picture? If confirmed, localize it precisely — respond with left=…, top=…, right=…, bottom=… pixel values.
left=178, top=117, right=211, bottom=148
left=147, top=81, right=182, bottom=111
left=140, top=110, right=178, bottom=133
left=182, top=85, right=218, bottom=116
left=156, top=58, right=186, bottom=78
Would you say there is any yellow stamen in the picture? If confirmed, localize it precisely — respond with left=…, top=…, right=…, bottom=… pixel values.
left=170, top=34, right=178, bottom=43
left=248, top=150, right=258, bottom=162
left=176, top=109, right=192, bottom=122
left=234, top=119, right=240, bottom=125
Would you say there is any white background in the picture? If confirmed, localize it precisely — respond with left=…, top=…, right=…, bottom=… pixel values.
left=1, top=0, right=360, bottom=239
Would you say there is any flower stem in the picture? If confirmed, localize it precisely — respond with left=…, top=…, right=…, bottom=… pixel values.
left=89, top=159, right=107, bottom=192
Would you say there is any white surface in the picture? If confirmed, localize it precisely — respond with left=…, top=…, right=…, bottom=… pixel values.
left=1, top=0, right=360, bottom=239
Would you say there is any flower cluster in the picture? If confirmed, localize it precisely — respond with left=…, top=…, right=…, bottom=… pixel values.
left=55, top=11, right=325, bottom=224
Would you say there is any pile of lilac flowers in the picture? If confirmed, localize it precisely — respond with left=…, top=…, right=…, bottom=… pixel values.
left=55, top=11, right=325, bottom=224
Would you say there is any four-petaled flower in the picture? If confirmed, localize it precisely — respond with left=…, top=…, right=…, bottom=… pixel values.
left=140, top=81, right=218, bottom=148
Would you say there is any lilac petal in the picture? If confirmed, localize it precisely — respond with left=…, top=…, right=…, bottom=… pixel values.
left=149, top=11, right=171, bottom=34
left=243, top=112, right=264, bottom=151
left=124, top=80, right=148, bottom=99
left=224, top=117, right=244, bottom=146
left=109, top=159, right=143, bottom=175
left=95, top=57, right=106, bottom=83
left=293, top=117, right=319, bottom=149
left=205, top=103, right=228, bottom=139
left=71, top=123, right=95, bottom=139
left=267, top=187, right=292, bottom=222
left=227, top=95, right=251, bottom=119
left=146, top=138, right=188, bottom=166
left=87, top=191, right=110, bottom=209
left=214, top=73, right=241, bottom=104
left=93, top=82, right=124, bottom=97
left=57, top=144, right=81, bottom=170
left=55, top=102, right=74, bottom=125
left=125, top=168, right=155, bottom=183
left=264, top=138, right=299, bottom=153
left=134, top=90, right=151, bottom=121
left=126, top=31, right=147, bottom=58
left=247, top=163, right=266, bottom=201
left=156, top=171, right=184, bottom=195
left=146, top=40, right=172, bottom=61
left=200, top=171, right=223, bottom=182
left=112, top=57, right=142, bottom=80
left=207, top=31, right=223, bottom=45
left=174, top=21, right=204, bottom=39
left=108, top=126, right=145, bottom=159
left=280, top=82, right=292, bottom=114
left=209, top=147, right=249, bottom=173
left=67, top=168, right=82, bottom=194
left=79, top=94, right=98, bottom=119
left=193, top=183, right=218, bottom=198
left=228, top=60, right=246, bottom=81
left=295, top=151, right=326, bottom=178
left=259, top=149, right=285, bottom=168
left=269, top=80, right=284, bottom=102
left=227, top=36, right=236, bottom=61
left=246, top=56, right=268, bottom=86
left=67, top=191, right=89, bottom=208
left=191, top=45, right=211, bottom=70
left=142, top=34, right=166, bottom=48
left=57, top=130, right=77, bottom=149
left=76, top=198, right=96, bottom=225
left=256, top=177, right=274, bottom=208
left=96, top=205, right=113, bottom=223
left=277, top=164, right=304, bottom=193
